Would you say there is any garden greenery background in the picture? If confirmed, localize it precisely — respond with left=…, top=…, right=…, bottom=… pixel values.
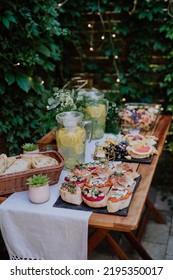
left=0, top=0, right=173, bottom=155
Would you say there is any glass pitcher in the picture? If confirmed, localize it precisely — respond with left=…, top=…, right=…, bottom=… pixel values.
left=77, top=88, right=109, bottom=139
left=56, top=111, right=92, bottom=169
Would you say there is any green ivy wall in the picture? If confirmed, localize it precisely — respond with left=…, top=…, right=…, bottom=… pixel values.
left=0, top=0, right=173, bottom=155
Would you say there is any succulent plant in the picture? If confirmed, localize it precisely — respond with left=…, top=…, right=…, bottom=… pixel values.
left=26, top=174, right=50, bottom=187
left=22, top=143, right=39, bottom=151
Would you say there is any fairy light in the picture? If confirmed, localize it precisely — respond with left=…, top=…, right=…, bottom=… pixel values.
left=40, top=80, right=45, bottom=85
left=88, top=23, right=93, bottom=28
left=116, top=78, right=120, bottom=83
left=13, top=62, right=20, bottom=66
left=54, top=0, right=121, bottom=88
left=57, top=0, right=69, bottom=8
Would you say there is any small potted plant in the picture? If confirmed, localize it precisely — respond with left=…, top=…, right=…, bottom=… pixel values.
left=22, top=143, right=39, bottom=154
left=26, top=174, right=51, bottom=203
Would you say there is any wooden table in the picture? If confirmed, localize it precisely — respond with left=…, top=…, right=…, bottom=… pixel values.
left=87, top=115, right=172, bottom=259
left=1, top=115, right=171, bottom=260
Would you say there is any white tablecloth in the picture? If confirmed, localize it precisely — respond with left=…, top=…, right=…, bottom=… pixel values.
left=0, top=170, right=92, bottom=260
left=0, top=132, right=138, bottom=260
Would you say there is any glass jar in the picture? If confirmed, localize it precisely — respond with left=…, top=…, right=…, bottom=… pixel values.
left=78, top=88, right=108, bottom=139
left=56, top=111, right=92, bottom=169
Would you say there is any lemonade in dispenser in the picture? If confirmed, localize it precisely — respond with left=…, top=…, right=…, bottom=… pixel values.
left=77, top=89, right=108, bottom=139
left=56, top=111, right=92, bottom=169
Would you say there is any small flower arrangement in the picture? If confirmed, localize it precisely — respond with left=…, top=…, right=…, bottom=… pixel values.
left=26, top=174, right=50, bottom=188
left=47, top=87, right=78, bottom=114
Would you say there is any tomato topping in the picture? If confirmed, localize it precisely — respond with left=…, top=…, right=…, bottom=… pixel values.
left=135, top=146, right=150, bottom=153
left=127, top=134, right=143, bottom=140
left=82, top=193, right=105, bottom=202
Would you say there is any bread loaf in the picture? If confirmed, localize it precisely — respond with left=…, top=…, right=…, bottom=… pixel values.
left=31, top=155, right=59, bottom=168
left=6, top=156, right=17, bottom=168
left=0, top=154, right=7, bottom=173
left=4, top=158, right=32, bottom=174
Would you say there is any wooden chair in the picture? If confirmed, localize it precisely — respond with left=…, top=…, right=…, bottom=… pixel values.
left=0, top=196, right=7, bottom=204
left=37, top=128, right=57, bottom=151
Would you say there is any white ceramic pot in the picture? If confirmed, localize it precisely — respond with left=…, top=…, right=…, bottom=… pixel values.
left=23, top=149, right=40, bottom=154
left=28, top=184, right=50, bottom=204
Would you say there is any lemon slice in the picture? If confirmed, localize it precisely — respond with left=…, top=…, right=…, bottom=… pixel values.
left=94, top=128, right=104, bottom=139
left=56, top=128, right=66, bottom=140
left=86, top=106, right=103, bottom=118
left=76, top=128, right=86, bottom=143
left=60, top=133, right=76, bottom=147
left=75, top=143, right=85, bottom=154
left=98, top=104, right=106, bottom=115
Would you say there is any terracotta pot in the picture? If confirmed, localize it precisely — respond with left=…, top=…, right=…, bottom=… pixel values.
left=28, top=184, right=50, bottom=204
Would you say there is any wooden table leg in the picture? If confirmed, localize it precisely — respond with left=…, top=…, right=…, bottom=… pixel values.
left=145, top=198, right=166, bottom=224
left=88, top=229, right=152, bottom=260
left=136, top=206, right=150, bottom=241
left=88, top=229, right=129, bottom=259
left=88, top=228, right=108, bottom=255
left=106, top=233, right=129, bottom=260
left=124, top=232, right=152, bottom=260
left=136, top=197, right=166, bottom=241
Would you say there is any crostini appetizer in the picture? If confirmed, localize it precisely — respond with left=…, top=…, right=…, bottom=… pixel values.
left=84, top=176, right=112, bottom=194
left=59, top=182, right=82, bottom=205
left=82, top=186, right=107, bottom=208
left=107, top=187, right=132, bottom=213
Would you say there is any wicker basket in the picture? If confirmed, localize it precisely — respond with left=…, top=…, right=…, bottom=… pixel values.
left=0, top=151, right=65, bottom=196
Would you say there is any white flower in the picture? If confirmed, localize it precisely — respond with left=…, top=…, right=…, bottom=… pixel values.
left=47, top=88, right=78, bottom=113
left=65, top=96, right=74, bottom=104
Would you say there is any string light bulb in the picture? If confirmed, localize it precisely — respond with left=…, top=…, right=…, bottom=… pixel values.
left=114, top=55, right=118, bottom=59
left=101, top=35, right=105, bottom=40
left=88, top=23, right=93, bottom=28
left=112, top=33, right=116, bottom=38
left=57, top=0, right=69, bottom=9
left=89, top=46, right=94, bottom=51
left=13, top=62, right=20, bottom=66
left=116, top=78, right=120, bottom=83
